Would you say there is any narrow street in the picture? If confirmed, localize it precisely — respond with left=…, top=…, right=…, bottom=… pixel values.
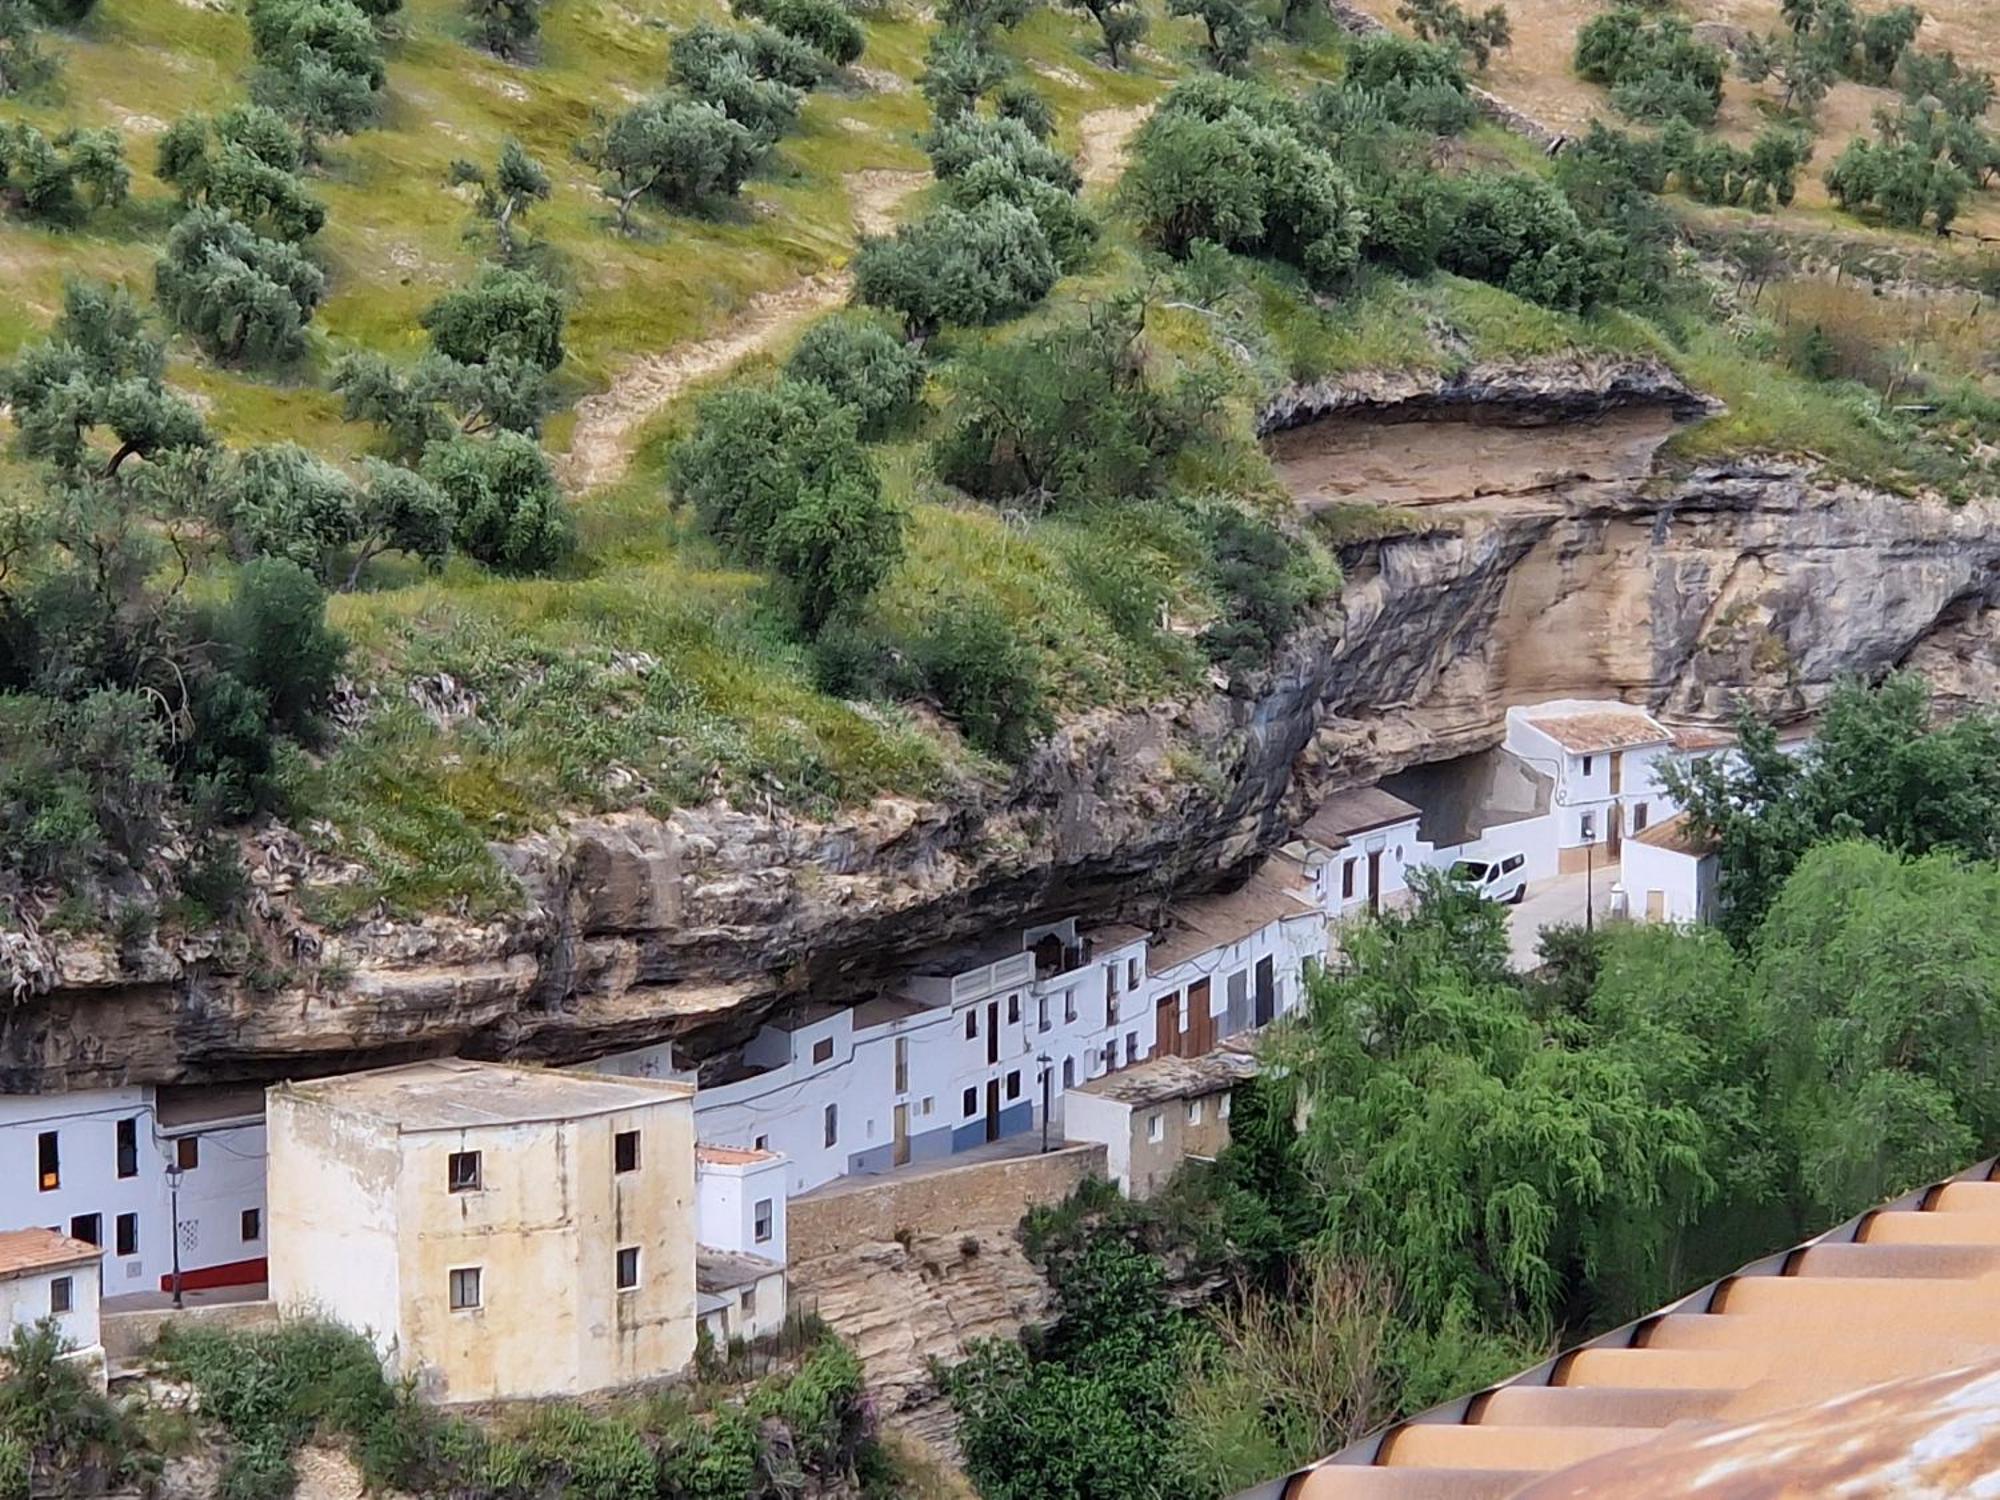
left=1504, top=869, right=1621, bottom=971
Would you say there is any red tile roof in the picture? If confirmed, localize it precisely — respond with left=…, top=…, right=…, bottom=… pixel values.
left=0, top=1228, right=101, bottom=1277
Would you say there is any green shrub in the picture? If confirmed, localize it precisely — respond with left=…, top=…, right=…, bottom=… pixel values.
left=926, top=114, right=1080, bottom=193
left=421, top=431, right=574, bottom=574
left=585, top=95, right=767, bottom=220
left=672, top=27, right=806, bottom=140
left=784, top=312, right=926, bottom=436
left=467, top=0, right=540, bottom=58
left=733, top=0, right=863, bottom=66
left=222, top=557, right=346, bottom=738
left=1574, top=9, right=1725, bottom=124
left=155, top=105, right=322, bottom=240
left=852, top=199, right=1059, bottom=335
left=0, top=121, right=128, bottom=225
left=915, top=599, right=1051, bottom=760
left=154, top=205, right=327, bottom=364
left=422, top=266, right=566, bottom=371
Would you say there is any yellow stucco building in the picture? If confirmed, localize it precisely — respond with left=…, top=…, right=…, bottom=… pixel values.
left=267, top=1059, right=697, bottom=1403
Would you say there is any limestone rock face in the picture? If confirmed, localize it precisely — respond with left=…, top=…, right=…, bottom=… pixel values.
left=5, top=364, right=1997, bottom=1090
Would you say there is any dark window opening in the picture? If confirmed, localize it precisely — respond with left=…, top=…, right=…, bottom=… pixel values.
left=449, top=1267, right=481, bottom=1310
left=448, top=1151, right=482, bottom=1193
left=176, top=1137, right=199, bottom=1172
left=116, top=1118, right=139, bottom=1180
left=616, top=1246, right=640, bottom=1291
left=37, top=1132, right=58, bottom=1192
left=69, top=1214, right=100, bottom=1247
left=50, top=1278, right=71, bottom=1315
left=242, top=1208, right=261, bottom=1242
left=811, top=1037, right=834, bottom=1065
left=115, top=1213, right=138, bottom=1257
left=614, top=1131, right=641, bottom=1173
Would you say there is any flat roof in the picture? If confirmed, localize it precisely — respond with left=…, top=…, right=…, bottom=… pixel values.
left=850, top=994, right=936, bottom=1031
left=1074, top=1048, right=1258, bottom=1107
left=0, top=1228, right=101, bottom=1277
left=1520, top=707, right=1671, bottom=753
left=1277, top=1156, right=2000, bottom=1500
left=697, top=1248, right=785, bottom=1294
left=279, top=1058, right=693, bottom=1132
left=1149, top=863, right=1318, bottom=972
left=1300, top=786, right=1423, bottom=846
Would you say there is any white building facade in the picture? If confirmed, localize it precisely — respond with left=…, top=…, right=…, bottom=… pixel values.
left=1504, top=702, right=1676, bottom=876
left=0, top=1228, right=104, bottom=1378
left=0, top=1084, right=267, bottom=1300
left=1620, top=814, right=1720, bottom=925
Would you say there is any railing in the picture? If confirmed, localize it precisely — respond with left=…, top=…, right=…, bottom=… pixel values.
left=949, top=950, right=1035, bottom=1003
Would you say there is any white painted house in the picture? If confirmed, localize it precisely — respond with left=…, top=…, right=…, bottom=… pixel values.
left=1620, top=813, right=1720, bottom=925
left=1295, top=786, right=1428, bottom=919
left=0, top=1084, right=268, bottom=1302
left=0, top=1227, right=105, bottom=1386
left=1505, top=701, right=1676, bottom=875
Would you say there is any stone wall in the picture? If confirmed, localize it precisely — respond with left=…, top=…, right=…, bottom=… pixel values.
left=102, top=1297, right=278, bottom=1366
left=788, top=1143, right=1104, bottom=1264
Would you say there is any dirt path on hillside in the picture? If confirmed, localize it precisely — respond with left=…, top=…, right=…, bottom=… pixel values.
left=1077, top=105, right=1151, bottom=187
left=557, top=169, right=927, bottom=494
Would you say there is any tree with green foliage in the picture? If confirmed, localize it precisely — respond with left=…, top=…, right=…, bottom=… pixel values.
left=0, top=0, right=56, bottom=97
left=939, top=0, right=1035, bottom=39
left=1169, top=0, right=1260, bottom=71
left=334, top=347, right=547, bottom=457
left=583, top=95, right=766, bottom=220
left=733, top=0, right=863, bottom=66
left=1737, top=26, right=1837, bottom=120
left=2, top=281, right=209, bottom=478
left=1665, top=676, right=2000, bottom=941
left=0, top=1321, right=141, bottom=1488
left=1396, top=0, right=1511, bottom=70
left=217, top=443, right=454, bottom=587
left=154, top=204, right=327, bottom=364
left=1575, top=8, right=1727, bottom=124
left=913, top=598, right=1050, bottom=760
left=220, top=556, right=346, bottom=735
left=783, top=312, right=926, bottom=436
left=927, top=113, right=1080, bottom=190
left=155, top=106, right=322, bottom=241
left=420, top=430, right=572, bottom=574
left=420, top=265, right=565, bottom=370
left=917, top=29, right=1006, bottom=123
left=1062, top=0, right=1146, bottom=67
left=246, top=0, right=386, bottom=144
left=670, top=378, right=903, bottom=630
left=0, top=121, right=127, bottom=224
left=467, top=0, right=539, bottom=58
left=671, top=25, right=807, bottom=140
left=853, top=198, right=1059, bottom=335
left=447, top=138, right=549, bottom=261
left=942, top=154, right=1099, bottom=267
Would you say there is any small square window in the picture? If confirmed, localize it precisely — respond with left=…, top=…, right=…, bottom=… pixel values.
left=615, top=1130, right=641, bottom=1174
left=448, top=1151, right=482, bottom=1194
left=753, top=1198, right=773, bottom=1244
left=616, top=1246, right=640, bottom=1292
left=176, top=1137, right=199, bottom=1172
left=753, top=1134, right=769, bottom=1152
left=962, top=1087, right=978, bottom=1118
left=964, top=1011, right=978, bottom=1040
left=115, top=1213, right=138, bottom=1258
left=69, top=1214, right=100, bottom=1248
left=449, top=1267, right=482, bottom=1311
left=49, top=1277, right=72, bottom=1315
left=1006, top=1070, right=1021, bottom=1101
left=812, top=1037, right=834, bottom=1065
left=242, top=1208, right=261, bottom=1243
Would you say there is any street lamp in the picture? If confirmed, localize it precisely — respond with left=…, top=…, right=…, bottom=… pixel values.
left=165, top=1163, right=185, bottom=1310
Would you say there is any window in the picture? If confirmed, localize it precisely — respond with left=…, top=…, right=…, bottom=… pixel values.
left=115, top=1213, right=138, bottom=1258
left=1219, top=1095, right=1232, bottom=1121
left=449, top=1267, right=482, bottom=1311
left=242, top=1209, right=261, bottom=1243
left=176, top=1137, right=199, bottom=1172
left=1341, top=860, right=1356, bottom=900
left=36, top=1132, right=58, bottom=1192
left=1006, top=1070, right=1021, bottom=1101
left=964, top=1011, right=978, bottom=1041
left=895, top=1037, right=910, bottom=1093
left=1125, top=1032, right=1139, bottom=1064
left=448, top=1151, right=482, bottom=1193
left=1500, top=854, right=1525, bottom=875
left=1102, top=1042, right=1118, bottom=1073
left=1007, top=994, right=1020, bottom=1024
left=615, top=1130, right=641, bottom=1173
left=1147, top=1112, right=1163, bottom=1143
left=753, top=1198, right=774, bottom=1244
left=741, top=1286, right=757, bottom=1321
left=1187, top=1099, right=1204, bottom=1127
left=1582, top=754, right=1594, bottom=776
left=69, top=1214, right=100, bottom=1247
left=920, top=1097, right=934, bottom=1117
left=1633, top=803, right=1649, bottom=833
left=1105, top=961, right=1121, bottom=997
left=116, top=1118, right=139, bottom=1180
left=616, top=1246, right=640, bottom=1292
left=49, top=1277, right=72, bottom=1316
left=963, top=1087, right=978, bottom=1119
left=1580, top=811, right=1597, bottom=842
left=1127, top=957, right=1140, bottom=989
left=1064, top=989, right=1077, bottom=1024
left=1062, top=1057, right=1074, bottom=1088
left=1038, top=996, right=1050, bottom=1033
left=753, top=1135, right=769, bottom=1152
left=812, top=1037, right=834, bottom=1065
left=822, top=1103, right=838, bottom=1149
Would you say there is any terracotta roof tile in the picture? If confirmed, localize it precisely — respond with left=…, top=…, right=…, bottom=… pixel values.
left=1521, top=709, right=1671, bottom=753
left=696, top=1144, right=780, bottom=1166
left=0, top=1228, right=101, bottom=1277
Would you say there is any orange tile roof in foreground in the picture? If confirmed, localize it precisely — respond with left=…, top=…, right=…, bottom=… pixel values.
left=1250, top=1158, right=2000, bottom=1500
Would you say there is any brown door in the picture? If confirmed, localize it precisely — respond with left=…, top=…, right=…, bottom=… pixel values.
left=1188, top=978, right=1213, bottom=1055
left=984, top=1079, right=1000, bottom=1142
left=1254, top=956, right=1275, bottom=1027
left=893, top=1104, right=910, bottom=1166
left=1155, top=992, right=1179, bottom=1059
left=1610, top=752, right=1623, bottom=794
left=1608, top=802, right=1623, bottom=856
left=1367, top=850, right=1383, bottom=913
left=986, top=1002, right=999, bottom=1065
left=1646, top=890, right=1666, bottom=922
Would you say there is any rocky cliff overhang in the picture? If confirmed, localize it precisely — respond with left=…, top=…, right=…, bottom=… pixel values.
left=6, top=362, right=1996, bottom=1091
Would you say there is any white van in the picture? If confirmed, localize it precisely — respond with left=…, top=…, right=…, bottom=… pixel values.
left=1449, top=853, right=1528, bottom=905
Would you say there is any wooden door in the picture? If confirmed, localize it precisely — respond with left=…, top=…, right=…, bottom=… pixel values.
left=984, top=1079, right=1001, bottom=1142
left=1646, top=890, right=1666, bottom=922
left=1254, top=956, right=1275, bottom=1027
left=1609, top=752, right=1623, bottom=794
left=893, top=1104, right=910, bottom=1166
left=1367, top=849, right=1382, bottom=913
left=1188, top=978, right=1213, bottom=1055
left=1155, top=992, right=1179, bottom=1059
left=1608, top=802, right=1623, bottom=856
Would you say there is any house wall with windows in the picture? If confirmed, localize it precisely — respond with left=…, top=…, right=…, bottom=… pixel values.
left=696, top=1146, right=788, bottom=1264
left=269, top=1060, right=698, bottom=1403
left=0, top=1230, right=104, bottom=1373
left=1620, top=815, right=1719, bottom=925
left=1064, top=1050, right=1258, bottom=1197
left=1505, top=704, right=1675, bottom=875
left=0, top=1086, right=267, bottom=1299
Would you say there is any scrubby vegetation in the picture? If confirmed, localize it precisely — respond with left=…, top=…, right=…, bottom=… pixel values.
left=948, top=679, right=2000, bottom=1499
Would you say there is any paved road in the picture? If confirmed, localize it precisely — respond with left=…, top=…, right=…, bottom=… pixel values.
left=1505, top=869, right=1622, bottom=971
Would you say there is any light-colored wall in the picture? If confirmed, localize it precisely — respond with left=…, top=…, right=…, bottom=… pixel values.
left=0, top=1261, right=100, bottom=1354
left=1322, top=817, right=1428, bottom=917
left=1620, top=841, right=1717, bottom=924
left=0, top=1088, right=268, bottom=1297
left=697, top=1154, right=788, bottom=1263
left=267, top=1093, right=403, bottom=1362
left=1126, top=1088, right=1235, bottom=1199
left=1062, top=1091, right=1132, bottom=1191
left=393, top=1097, right=696, bottom=1402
